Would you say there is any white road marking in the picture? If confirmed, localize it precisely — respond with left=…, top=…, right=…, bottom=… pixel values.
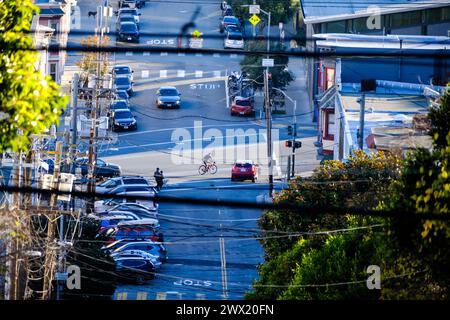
left=143, top=52, right=150, bottom=56
left=178, top=52, right=186, bottom=56
left=142, top=70, right=149, bottom=78
left=213, top=70, right=222, bottom=78
left=125, top=51, right=133, bottom=56
left=160, top=70, right=167, bottom=78
left=230, top=54, right=237, bottom=58
left=119, top=122, right=260, bottom=137
left=177, top=70, right=185, bottom=77
left=195, top=70, right=203, bottom=78
left=195, top=53, right=202, bottom=57
left=213, top=53, right=220, bottom=58
left=161, top=52, right=168, bottom=56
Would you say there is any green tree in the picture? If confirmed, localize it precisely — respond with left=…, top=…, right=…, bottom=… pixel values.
left=0, top=0, right=68, bottom=152
left=240, top=41, right=294, bottom=91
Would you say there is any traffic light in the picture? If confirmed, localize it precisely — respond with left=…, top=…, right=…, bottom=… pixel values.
left=287, top=125, right=293, bottom=136
left=285, top=140, right=302, bottom=149
left=285, top=140, right=292, bottom=147
left=294, top=141, right=302, bottom=149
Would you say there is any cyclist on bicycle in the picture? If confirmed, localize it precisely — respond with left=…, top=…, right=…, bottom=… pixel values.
left=202, top=152, right=214, bottom=167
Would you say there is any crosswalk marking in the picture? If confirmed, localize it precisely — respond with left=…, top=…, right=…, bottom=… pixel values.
left=160, top=70, right=167, bottom=78
left=161, top=52, right=168, bottom=56
left=178, top=52, right=186, bottom=56
left=213, top=70, right=221, bottom=78
left=177, top=70, right=185, bottom=77
left=195, top=52, right=202, bottom=57
left=213, top=53, right=220, bottom=58
left=195, top=70, right=203, bottom=78
left=143, top=52, right=150, bottom=56
left=136, top=292, right=148, bottom=300
left=230, top=53, right=237, bottom=58
left=142, top=70, right=149, bottom=78
left=125, top=51, right=133, bottom=56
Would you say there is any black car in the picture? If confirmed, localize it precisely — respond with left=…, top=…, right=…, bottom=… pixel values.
left=73, top=158, right=122, bottom=178
left=117, top=22, right=140, bottom=43
left=114, top=76, right=133, bottom=96
left=120, top=0, right=145, bottom=9
left=116, top=15, right=139, bottom=31
left=112, top=109, right=137, bottom=131
left=156, top=86, right=181, bottom=108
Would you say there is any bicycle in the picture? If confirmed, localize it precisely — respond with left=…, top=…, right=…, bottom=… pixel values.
left=198, top=161, right=218, bottom=175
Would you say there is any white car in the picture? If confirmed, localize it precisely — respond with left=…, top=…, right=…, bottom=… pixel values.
left=224, top=28, right=244, bottom=49
left=112, top=250, right=162, bottom=269
left=94, top=198, right=159, bottom=213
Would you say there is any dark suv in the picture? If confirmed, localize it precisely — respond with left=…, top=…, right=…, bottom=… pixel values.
left=117, top=22, right=140, bottom=43
left=74, top=158, right=121, bottom=178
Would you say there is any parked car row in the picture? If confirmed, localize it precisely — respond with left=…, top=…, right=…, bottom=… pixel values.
left=219, top=8, right=244, bottom=50
left=111, top=65, right=138, bottom=132
left=115, top=5, right=142, bottom=43
left=92, top=173, right=168, bottom=283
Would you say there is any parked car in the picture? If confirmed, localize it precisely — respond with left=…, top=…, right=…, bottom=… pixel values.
left=117, top=8, right=141, bottom=24
left=117, top=22, right=140, bottom=43
left=100, top=203, right=158, bottom=219
left=96, top=176, right=151, bottom=194
left=120, top=0, right=145, bottom=9
left=231, top=96, right=255, bottom=116
left=100, top=225, right=162, bottom=244
left=224, top=29, right=244, bottom=49
left=222, top=5, right=233, bottom=17
left=101, top=239, right=165, bottom=254
left=231, top=160, right=258, bottom=182
left=73, top=157, right=121, bottom=178
left=156, top=86, right=181, bottom=108
left=111, top=250, right=162, bottom=269
left=95, top=198, right=158, bottom=213
left=97, top=214, right=140, bottom=231
left=112, top=109, right=137, bottom=132
left=110, top=241, right=167, bottom=262
left=114, top=76, right=133, bottom=96
left=220, top=16, right=240, bottom=33
left=116, top=89, right=130, bottom=101
left=110, top=100, right=130, bottom=114
left=114, top=256, right=156, bottom=282
left=112, top=65, right=134, bottom=81
left=103, top=185, right=157, bottom=199
left=116, top=14, right=139, bottom=31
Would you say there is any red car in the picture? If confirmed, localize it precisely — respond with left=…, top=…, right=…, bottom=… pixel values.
left=231, top=96, right=254, bottom=116
left=231, top=160, right=258, bottom=182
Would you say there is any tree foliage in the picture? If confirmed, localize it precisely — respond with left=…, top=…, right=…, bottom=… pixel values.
left=240, top=41, right=294, bottom=91
left=247, top=89, right=450, bottom=300
left=230, top=0, right=299, bottom=27
left=75, top=35, right=110, bottom=87
left=0, top=0, right=68, bottom=152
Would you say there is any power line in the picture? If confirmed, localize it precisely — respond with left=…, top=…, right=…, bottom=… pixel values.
left=1, top=184, right=449, bottom=220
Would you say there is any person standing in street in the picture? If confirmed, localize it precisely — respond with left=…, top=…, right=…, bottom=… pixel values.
left=154, top=167, right=162, bottom=190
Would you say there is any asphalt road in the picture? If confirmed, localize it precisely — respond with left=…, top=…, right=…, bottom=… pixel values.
left=69, top=0, right=292, bottom=300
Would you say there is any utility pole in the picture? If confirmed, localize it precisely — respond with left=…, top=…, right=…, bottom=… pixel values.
left=264, top=69, right=273, bottom=196
left=291, top=100, right=298, bottom=177
left=358, top=93, right=366, bottom=149
left=70, top=73, right=79, bottom=173
left=87, top=5, right=105, bottom=195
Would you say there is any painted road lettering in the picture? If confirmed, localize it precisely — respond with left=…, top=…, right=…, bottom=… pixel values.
left=173, top=279, right=212, bottom=287
left=190, top=83, right=221, bottom=90
left=147, top=39, right=176, bottom=46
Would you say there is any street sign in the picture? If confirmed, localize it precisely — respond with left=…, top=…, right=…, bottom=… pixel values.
left=262, top=58, right=274, bottom=67
left=191, top=29, right=202, bottom=38
left=249, top=14, right=261, bottom=26
left=249, top=5, right=260, bottom=14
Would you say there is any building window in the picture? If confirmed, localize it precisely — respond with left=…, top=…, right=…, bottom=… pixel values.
left=390, top=11, right=422, bottom=28
left=427, top=7, right=450, bottom=24
left=49, top=21, right=59, bottom=44
left=325, top=20, right=346, bottom=33
left=326, top=112, right=335, bottom=138
left=49, top=63, right=57, bottom=82
left=353, top=16, right=385, bottom=33
left=325, top=67, right=335, bottom=90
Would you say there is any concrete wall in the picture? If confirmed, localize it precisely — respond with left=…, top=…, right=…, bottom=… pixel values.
left=427, top=22, right=450, bottom=36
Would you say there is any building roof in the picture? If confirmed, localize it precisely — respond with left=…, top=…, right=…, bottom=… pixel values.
left=339, top=92, right=432, bottom=153
left=315, top=33, right=450, bottom=50
left=39, top=8, right=65, bottom=15
left=301, top=0, right=450, bottom=24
